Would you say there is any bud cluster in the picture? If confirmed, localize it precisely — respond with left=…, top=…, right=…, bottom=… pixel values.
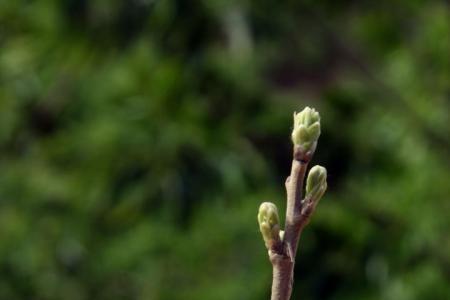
left=257, top=106, right=328, bottom=258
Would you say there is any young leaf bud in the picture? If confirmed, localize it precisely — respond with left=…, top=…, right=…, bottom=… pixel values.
left=258, top=202, right=281, bottom=249
left=305, top=165, right=327, bottom=203
left=291, top=107, right=321, bottom=152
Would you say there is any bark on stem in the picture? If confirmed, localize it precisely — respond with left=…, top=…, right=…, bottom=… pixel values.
left=284, top=159, right=308, bottom=258
left=270, top=254, right=294, bottom=300
left=269, top=146, right=314, bottom=300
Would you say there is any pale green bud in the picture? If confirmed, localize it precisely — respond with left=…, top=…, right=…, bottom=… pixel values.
left=291, top=107, right=321, bottom=151
left=306, top=165, right=327, bottom=202
left=258, top=202, right=280, bottom=249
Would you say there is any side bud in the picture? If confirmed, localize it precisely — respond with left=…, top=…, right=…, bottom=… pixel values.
left=258, top=202, right=281, bottom=250
left=291, top=107, right=321, bottom=152
left=305, top=165, right=327, bottom=203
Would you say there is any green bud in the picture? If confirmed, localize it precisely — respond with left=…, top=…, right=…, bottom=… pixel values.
left=291, top=107, right=321, bottom=151
left=258, top=202, right=280, bottom=249
left=306, top=165, right=327, bottom=202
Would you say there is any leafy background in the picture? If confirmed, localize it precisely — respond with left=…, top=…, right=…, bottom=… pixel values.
left=0, top=1, right=449, bottom=299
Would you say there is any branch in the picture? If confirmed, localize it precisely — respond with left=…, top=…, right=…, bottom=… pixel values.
left=258, top=107, right=327, bottom=300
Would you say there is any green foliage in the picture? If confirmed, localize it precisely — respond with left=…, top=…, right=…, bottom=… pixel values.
left=0, top=1, right=449, bottom=299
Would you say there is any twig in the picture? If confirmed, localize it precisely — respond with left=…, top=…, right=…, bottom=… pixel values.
left=258, top=107, right=327, bottom=300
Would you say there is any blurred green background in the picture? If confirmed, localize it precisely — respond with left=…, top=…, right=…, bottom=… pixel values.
left=0, top=1, right=449, bottom=299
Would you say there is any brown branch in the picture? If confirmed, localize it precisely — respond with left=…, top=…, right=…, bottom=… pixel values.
left=259, top=107, right=326, bottom=300
left=269, top=253, right=294, bottom=300
left=268, top=145, right=317, bottom=300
